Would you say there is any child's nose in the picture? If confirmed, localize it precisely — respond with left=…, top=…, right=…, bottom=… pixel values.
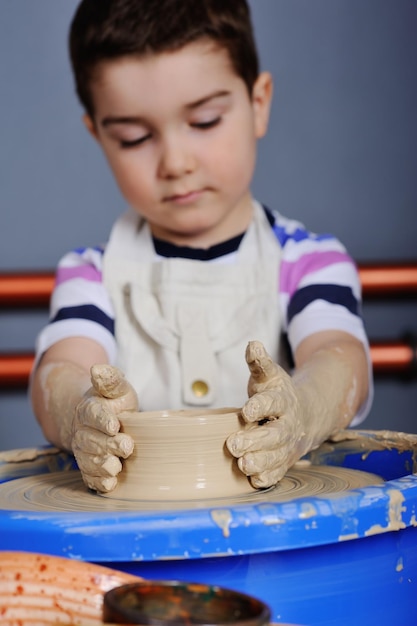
left=158, top=135, right=195, bottom=179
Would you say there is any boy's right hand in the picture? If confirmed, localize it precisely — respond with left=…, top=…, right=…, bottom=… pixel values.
left=72, top=364, right=137, bottom=493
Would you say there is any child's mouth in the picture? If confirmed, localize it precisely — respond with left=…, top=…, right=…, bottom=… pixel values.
left=165, top=189, right=204, bottom=205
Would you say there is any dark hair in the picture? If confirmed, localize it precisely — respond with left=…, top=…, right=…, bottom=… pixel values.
left=69, top=0, right=260, bottom=117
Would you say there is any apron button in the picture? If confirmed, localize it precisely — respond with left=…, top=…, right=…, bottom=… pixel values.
left=191, top=380, right=209, bottom=397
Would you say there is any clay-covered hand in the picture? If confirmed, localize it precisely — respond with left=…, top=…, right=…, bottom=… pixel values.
left=226, top=341, right=310, bottom=489
left=72, top=364, right=138, bottom=493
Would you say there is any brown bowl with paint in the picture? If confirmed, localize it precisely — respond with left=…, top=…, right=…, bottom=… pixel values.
left=102, top=580, right=271, bottom=626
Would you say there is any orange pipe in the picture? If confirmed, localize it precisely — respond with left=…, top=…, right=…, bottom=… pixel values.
left=0, top=272, right=55, bottom=307
left=0, top=262, right=416, bottom=306
left=0, top=341, right=415, bottom=388
left=358, top=263, right=417, bottom=297
left=0, top=353, right=34, bottom=388
left=369, top=341, right=416, bottom=374
left=0, top=263, right=416, bottom=387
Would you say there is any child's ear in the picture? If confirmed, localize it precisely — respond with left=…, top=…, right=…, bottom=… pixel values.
left=83, top=114, right=99, bottom=141
left=252, top=72, right=273, bottom=138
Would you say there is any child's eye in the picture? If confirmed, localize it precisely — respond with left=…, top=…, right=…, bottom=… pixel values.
left=191, top=117, right=221, bottom=130
left=119, top=134, right=151, bottom=149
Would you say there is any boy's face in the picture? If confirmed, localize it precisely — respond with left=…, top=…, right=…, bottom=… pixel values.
left=85, top=40, right=272, bottom=247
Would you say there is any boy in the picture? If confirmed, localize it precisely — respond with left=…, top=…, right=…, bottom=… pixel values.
left=31, top=0, right=372, bottom=494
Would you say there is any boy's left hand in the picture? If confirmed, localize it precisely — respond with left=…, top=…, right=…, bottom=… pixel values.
left=226, top=341, right=309, bottom=488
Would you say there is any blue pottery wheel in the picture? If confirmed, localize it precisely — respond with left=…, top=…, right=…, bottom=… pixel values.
left=0, top=430, right=416, bottom=625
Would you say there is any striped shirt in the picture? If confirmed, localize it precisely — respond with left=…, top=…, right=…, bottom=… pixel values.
left=35, top=205, right=371, bottom=423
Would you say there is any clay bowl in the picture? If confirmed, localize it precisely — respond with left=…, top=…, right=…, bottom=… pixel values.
left=103, top=407, right=256, bottom=501
left=103, top=580, right=271, bottom=626
left=0, top=550, right=141, bottom=625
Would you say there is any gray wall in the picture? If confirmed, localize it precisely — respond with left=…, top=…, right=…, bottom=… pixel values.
left=1, top=0, right=416, bottom=450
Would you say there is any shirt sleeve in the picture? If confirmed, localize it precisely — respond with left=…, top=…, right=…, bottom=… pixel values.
left=271, top=209, right=373, bottom=425
left=34, top=246, right=117, bottom=366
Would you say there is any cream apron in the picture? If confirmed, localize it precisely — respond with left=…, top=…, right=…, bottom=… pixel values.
left=103, top=201, right=282, bottom=410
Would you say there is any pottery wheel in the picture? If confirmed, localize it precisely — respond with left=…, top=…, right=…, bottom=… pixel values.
left=0, top=465, right=383, bottom=512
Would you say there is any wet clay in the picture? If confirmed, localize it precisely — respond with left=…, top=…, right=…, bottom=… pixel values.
left=0, top=447, right=60, bottom=463
left=0, top=464, right=382, bottom=512
left=0, top=447, right=74, bottom=484
left=7, top=428, right=413, bottom=513
left=105, top=407, right=256, bottom=501
left=309, top=429, right=417, bottom=470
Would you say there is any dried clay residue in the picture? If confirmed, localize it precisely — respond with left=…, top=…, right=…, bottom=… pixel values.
left=309, top=429, right=417, bottom=470
left=365, top=489, right=406, bottom=536
left=0, top=447, right=60, bottom=464
left=211, top=509, right=232, bottom=538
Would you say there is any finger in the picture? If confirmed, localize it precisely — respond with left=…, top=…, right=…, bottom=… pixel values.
left=78, top=400, right=121, bottom=436
left=108, top=433, right=134, bottom=458
left=90, top=364, right=132, bottom=399
left=73, top=428, right=134, bottom=459
left=242, top=390, right=286, bottom=422
left=227, top=417, right=298, bottom=456
left=227, top=425, right=275, bottom=457
left=250, top=466, right=288, bottom=489
left=246, top=341, right=279, bottom=384
left=73, top=450, right=122, bottom=478
left=82, top=474, right=118, bottom=493
left=237, top=447, right=287, bottom=476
